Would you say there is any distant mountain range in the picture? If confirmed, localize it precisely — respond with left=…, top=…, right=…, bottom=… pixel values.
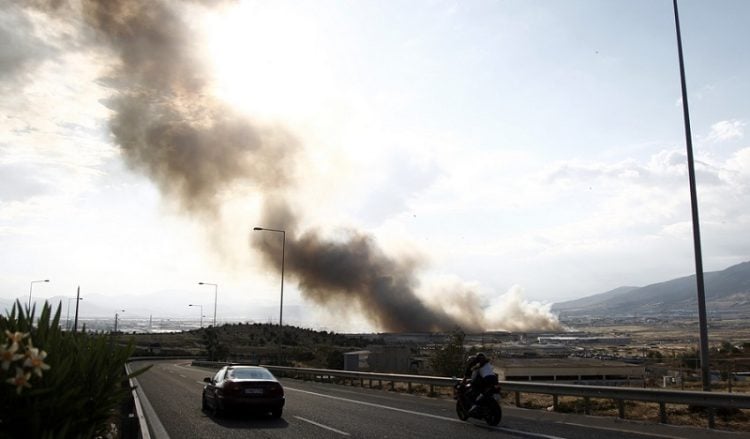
left=552, top=261, right=750, bottom=318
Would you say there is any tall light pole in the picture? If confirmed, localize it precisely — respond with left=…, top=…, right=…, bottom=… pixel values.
left=114, top=309, right=125, bottom=333
left=672, top=0, right=710, bottom=393
left=28, top=279, right=49, bottom=309
left=73, top=286, right=82, bottom=332
left=189, top=304, right=204, bottom=328
left=253, top=227, right=286, bottom=327
left=66, top=296, right=83, bottom=330
left=198, top=282, right=218, bottom=327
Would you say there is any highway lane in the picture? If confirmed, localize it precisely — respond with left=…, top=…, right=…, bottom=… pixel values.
left=130, top=360, right=742, bottom=439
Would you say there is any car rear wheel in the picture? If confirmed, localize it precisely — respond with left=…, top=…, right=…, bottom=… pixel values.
left=212, top=400, right=225, bottom=418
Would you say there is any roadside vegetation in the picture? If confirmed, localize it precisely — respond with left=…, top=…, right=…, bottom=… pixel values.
left=0, top=301, right=147, bottom=439
left=121, top=322, right=383, bottom=369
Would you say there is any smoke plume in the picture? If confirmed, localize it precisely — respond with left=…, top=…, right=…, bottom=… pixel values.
left=29, top=0, right=562, bottom=332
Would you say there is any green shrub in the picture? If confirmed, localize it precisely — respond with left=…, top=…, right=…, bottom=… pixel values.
left=0, top=301, right=147, bottom=439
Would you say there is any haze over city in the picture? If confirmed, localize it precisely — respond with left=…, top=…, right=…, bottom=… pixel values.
left=1, top=0, right=749, bottom=332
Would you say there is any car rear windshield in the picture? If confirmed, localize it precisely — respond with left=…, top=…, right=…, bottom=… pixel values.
left=227, top=368, right=275, bottom=380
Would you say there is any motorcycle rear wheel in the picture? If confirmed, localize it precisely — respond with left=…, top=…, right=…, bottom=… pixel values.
left=484, top=402, right=502, bottom=426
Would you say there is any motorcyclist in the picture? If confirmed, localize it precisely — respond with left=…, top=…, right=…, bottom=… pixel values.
left=463, top=355, right=477, bottom=380
left=467, top=352, right=498, bottom=415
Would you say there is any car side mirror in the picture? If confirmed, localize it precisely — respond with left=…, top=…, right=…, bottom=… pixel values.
left=203, top=377, right=212, bottom=383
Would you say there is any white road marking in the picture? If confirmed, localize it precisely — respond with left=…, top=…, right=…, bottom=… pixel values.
left=130, top=375, right=171, bottom=439
left=285, top=387, right=566, bottom=439
left=557, top=422, right=689, bottom=439
left=294, top=416, right=351, bottom=436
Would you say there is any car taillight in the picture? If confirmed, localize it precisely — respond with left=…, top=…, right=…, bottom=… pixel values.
left=223, top=382, right=241, bottom=394
left=267, top=383, right=284, bottom=397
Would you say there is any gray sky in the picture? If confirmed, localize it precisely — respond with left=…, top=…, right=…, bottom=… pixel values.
left=1, top=0, right=748, bottom=332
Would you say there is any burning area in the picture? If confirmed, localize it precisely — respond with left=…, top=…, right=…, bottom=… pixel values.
left=24, top=0, right=562, bottom=333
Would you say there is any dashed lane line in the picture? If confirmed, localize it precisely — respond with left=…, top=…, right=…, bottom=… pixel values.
left=294, top=416, right=351, bottom=436
left=285, top=387, right=566, bottom=439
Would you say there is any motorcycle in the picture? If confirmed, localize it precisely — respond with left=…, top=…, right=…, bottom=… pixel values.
left=453, top=378, right=502, bottom=426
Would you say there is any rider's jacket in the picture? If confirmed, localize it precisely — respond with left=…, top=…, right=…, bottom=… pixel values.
left=476, top=362, right=495, bottom=379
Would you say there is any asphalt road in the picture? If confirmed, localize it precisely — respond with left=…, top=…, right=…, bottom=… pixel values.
left=130, top=360, right=746, bottom=439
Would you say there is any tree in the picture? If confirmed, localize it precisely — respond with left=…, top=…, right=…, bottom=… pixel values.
left=679, top=349, right=700, bottom=370
left=202, top=327, right=229, bottom=361
left=326, top=350, right=344, bottom=369
left=431, top=329, right=466, bottom=377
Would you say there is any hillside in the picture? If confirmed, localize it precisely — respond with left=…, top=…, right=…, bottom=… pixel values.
left=552, top=261, right=750, bottom=318
left=123, top=322, right=383, bottom=368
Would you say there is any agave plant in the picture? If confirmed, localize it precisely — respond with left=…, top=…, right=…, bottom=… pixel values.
left=0, top=301, right=149, bottom=439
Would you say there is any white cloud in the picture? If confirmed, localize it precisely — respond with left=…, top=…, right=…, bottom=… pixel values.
left=707, top=120, right=745, bottom=142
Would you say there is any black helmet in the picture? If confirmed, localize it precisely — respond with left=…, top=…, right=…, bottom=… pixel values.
left=475, top=352, right=488, bottom=364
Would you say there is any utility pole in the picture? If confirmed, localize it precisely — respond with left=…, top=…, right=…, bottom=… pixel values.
left=73, top=286, right=81, bottom=332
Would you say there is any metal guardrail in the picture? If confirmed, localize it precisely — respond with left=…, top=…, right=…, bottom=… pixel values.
left=124, top=362, right=151, bottom=439
left=126, top=356, right=198, bottom=439
left=258, top=364, right=750, bottom=428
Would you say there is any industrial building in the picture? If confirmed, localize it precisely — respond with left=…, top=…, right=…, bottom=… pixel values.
left=496, top=358, right=645, bottom=386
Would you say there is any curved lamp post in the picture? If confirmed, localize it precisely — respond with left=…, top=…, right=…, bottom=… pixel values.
left=188, top=304, right=204, bottom=328
left=28, top=279, right=49, bottom=309
left=198, top=282, right=218, bottom=327
left=253, top=227, right=285, bottom=327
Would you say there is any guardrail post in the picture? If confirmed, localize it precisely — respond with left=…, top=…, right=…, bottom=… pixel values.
left=583, top=397, right=591, bottom=415
left=659, top=402, right=667, bottom=424
left=552, top=395, right=558, bottom=412
left=515, top=391, right=521, bottom=407
left=708, top=408, right=715, bottom=429
left=408, top=382, right=412, bottom=393
left=390, top=381, right=395, bottom=391
left=617, top=399, right=625, bottom=419
left=360, top=377, right=364, bottom=387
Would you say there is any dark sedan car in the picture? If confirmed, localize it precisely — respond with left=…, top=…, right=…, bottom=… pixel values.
left=202, top=365, right=285, bottom=418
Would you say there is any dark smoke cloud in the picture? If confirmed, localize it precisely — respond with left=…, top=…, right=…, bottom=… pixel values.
left=27, top=0, right=560, bottom=332
left=289, top=231, right=482, bottom=332
left=79, top=0, right=298, bottom=215
left=69, top=0, right=483, bottom=332
left=254, top=199, right=484, bottom=332
left=0, top=1, right=56, bottom=85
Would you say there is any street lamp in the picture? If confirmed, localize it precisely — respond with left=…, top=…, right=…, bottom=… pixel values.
left=114, top=310, right=125, bottom=333
left=28, top=279, right=49, bottom=309
left=188, top=304, right=204, bottom=328
left=253, top=227, right=285, bottom=327
left=66, top=296, right=83, bottom=330
left=198, top=282, right=218, bottom=327
left=672, top=0, right=709, bottom=393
